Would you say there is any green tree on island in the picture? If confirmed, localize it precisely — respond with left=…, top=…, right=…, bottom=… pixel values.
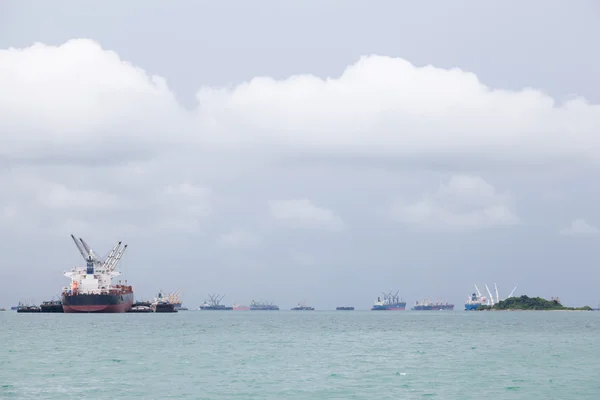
left=478, top=295, right=592, bottom=311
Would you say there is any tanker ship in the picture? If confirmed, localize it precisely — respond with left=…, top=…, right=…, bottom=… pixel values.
left=371, top=291, right=406, bottom=310
left=199, top=293, right=233, bottom=310
left=61, top=234, right=133, bottom=313
left=412, top=299, right=454, bottom=311
left=250, top=300, right=279, bottom=310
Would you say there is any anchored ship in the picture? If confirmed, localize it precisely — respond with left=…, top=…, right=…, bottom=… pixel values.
left=250, top=300, right=279, bottom=310
left=62, top=234, right=133, bottom=313
left=232, top=303, right=250, bottom=311
left=151, top=292, right=177, bottom=313
left=371, top=291, right=406, bottom=310
left=199, top=293, right=233, bottom=310
left=40, top=300, right=64, bottom=313
left=291, top=300, right=314, bottom=311
left=157, top=288, right=186, bottom=310
left=336, top=306, right=354, bottom=310
left=412, top=299, right=454, bottom=311
left=465, top=283, right=518, bottom=310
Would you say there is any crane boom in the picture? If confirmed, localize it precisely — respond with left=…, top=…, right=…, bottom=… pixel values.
left=108, top=244, right=127, bottom=271
left=102, top=241, right=122, bottom=270
left=494, top=283, right=500, bottom=304
left=79, top=238, right=104, bottom=264
left=485, top=284, right=495, bottom=306
left=71, top=234, right=88, bottom=261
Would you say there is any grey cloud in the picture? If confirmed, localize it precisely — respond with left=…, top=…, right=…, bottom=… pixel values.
left=1, top=5, right=600, bottom=309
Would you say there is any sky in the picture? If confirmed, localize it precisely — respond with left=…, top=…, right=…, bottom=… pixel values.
left=1, top=0, right=600, bottom=309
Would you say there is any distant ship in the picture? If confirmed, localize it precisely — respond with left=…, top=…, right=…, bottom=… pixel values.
left=40, top=300, right=63, bottom=313
left=233, top=304, right=250, bottom=311
left=465, top=291, right=486, bottom=310
left=336, top=306, right=354, bottom=310
left=199, top=293, right=233, bottom=310
left=465, top=283, right=518, bottom=310
left=250, top=300, right=279, bottom=310
left=291, top=301, right=314, bottom=311
left=17, top=305, right=40, bottom=313
left=371, top=291, right=406, bottom=310
left=412, top=299, right=454, bottom=311
left=151, top=292, right=177, bottom=313
left=62, top=234, right=133, bottom=313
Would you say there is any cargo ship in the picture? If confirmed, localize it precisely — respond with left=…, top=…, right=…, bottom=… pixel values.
left=250, top=300, right=279, bottom=310
left=151, top=292, right=177, bottom=313
left=412, top=299, right=454, bottom=311
left=291, top=301, right=314, bottom=311
left=464, top=283, right=518, bottom=310
left=199, top=293, right=233, bottom=310
left=336, top=306, right=354, bottom=310
left=233, top=303, right=250, bottom=311
left=61, top=234, right=133, bottom=313
left=17, top=304, right=40, bottom=313
left=465, top=291, right=486, bottom=310
left=371, top=291, right=406, bottom=310
left=40, top=300, right=64, bottom=313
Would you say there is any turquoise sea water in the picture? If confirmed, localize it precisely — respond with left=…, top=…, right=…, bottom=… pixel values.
left=1, top=311, right=599, bottom=399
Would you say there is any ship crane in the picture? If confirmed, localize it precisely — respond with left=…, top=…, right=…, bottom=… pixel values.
left=70, top=234, right=107, bottom=269
left=508, top=285, right=518, bottom=298
left=107, top=245, right=128, bottom=272
left=207, top=293, right=226, bottom=306
left=494, top=283, right=500, bottom=304
left=474, top=284, right=483, bottom=298
left=101, top=241, right=122, bottom=271
left=79, top=237, right=104, bottom=265
left=484, top=284, right=495, bottom=306
left=71, top=234, right=89, bottom=261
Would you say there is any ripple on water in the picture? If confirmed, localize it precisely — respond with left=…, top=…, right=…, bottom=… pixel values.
left=1, top=311, right=600, bottom=399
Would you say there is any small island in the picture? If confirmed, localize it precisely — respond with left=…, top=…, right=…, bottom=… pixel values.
left=478, top=295, right=592, bottom=311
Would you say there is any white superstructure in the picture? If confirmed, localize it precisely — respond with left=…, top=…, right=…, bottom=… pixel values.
left=63, top=234, right=128, bottom=295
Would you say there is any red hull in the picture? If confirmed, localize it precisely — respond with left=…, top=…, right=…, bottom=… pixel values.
left=62, top=302, right=132, bottom=313
left=61, top=292, right=134, bottom=313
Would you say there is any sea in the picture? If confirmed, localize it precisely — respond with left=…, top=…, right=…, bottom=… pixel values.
left=1, top=310, right=599, bottom=399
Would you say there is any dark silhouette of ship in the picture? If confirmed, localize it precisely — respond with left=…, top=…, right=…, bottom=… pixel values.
left=412, top=299, right=454, bottom=311
left=371, top=291, right=406, bottom=310
left=199, top=293, right=233, bottom=310
left=291, top=300, right=314, bottom=310
left=250, top=300, right=279, bottom=310
left=40, top=300, right=63, bottom=313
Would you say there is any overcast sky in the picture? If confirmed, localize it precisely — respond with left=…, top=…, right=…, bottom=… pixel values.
left=1, top=1, right=599, bottom=309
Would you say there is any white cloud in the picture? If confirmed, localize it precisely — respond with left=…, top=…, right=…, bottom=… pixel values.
left=0, top=38, right=597, bottom=239
left=560, top=219, right=599, bottom=235
left=269, top=199, right=344, bottom=231
left=392, top=175, right=519, bottom=230
left=219, top=228, right=262, bottom=248
left=0, top=39, right=186, bottom=165
left=2, top=39, right=600, bottom=169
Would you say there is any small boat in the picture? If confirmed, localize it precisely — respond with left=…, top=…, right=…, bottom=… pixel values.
left=129, top=305, right=152, bottom=313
